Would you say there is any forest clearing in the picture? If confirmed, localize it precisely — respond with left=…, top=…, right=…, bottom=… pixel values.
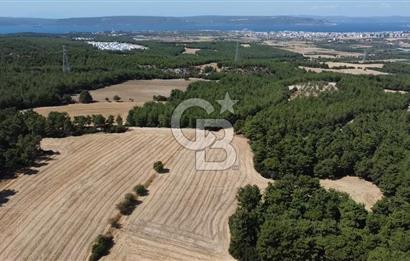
left=300, top=66, right=388, bottom=76
left=265, top=40, right=362, bottom=58
left=320, top=176, right=383, bottom=211
left=34, top=79, right=198, bottom=118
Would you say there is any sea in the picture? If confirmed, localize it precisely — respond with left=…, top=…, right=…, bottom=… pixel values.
left=1, top=22, right=409, bottom=34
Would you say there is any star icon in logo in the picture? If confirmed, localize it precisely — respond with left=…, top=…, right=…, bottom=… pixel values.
left=217, top=93, right=238, bottom=114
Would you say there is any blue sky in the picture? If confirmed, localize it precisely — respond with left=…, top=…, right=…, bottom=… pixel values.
left=0, top=0, right=409, bottom=18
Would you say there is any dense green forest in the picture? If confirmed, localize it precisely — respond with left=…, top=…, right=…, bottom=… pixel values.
left=0, top=36, right=298, bottom=109
left=127, top=58, right=410, bottom=259
left=230, top=176, right=410, bottom=260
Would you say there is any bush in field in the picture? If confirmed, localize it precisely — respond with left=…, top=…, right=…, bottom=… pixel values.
left=153, top=95, right=168, bottom=102
left=134, top=184, right=148, bottom=196
left=116, top=193, right=138, bottom=215
left=153, top=161, right=165, bottom=173
left=79, top=90, right=93, bottom=104
left=89, top=234, right=114, bottom=261
left=113, top=95, right=121, bottom=102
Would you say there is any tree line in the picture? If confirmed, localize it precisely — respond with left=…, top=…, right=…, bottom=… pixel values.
left=0, top=109, right=126, bottom=177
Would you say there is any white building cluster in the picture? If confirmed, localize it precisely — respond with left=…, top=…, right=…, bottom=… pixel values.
left=87, top=41, right=148, bottom=51
left=238, top=31, right=410, bottom=41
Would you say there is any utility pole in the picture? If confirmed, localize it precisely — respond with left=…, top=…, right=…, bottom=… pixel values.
left=62, top=45, right=71, bottom=73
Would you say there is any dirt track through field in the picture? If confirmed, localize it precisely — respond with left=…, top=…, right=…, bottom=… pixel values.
left=0, top=128, right=269, bottom=261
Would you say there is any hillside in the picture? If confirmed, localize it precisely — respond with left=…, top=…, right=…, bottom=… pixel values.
left=0, top=128, right=268, bottom=260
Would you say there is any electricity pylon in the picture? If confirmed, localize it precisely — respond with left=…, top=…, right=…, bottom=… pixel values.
left=62, top=45, right=71, bottom=73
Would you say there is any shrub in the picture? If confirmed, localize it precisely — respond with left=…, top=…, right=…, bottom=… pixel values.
left=113, top=95, right=121, bottom=102
left=134, top=184, right=148, bottom=196
left=79, top=90, right=93, bottom=104
left=116, top=193, right=138, bottom=215
left=153, top=161, right=165, bottom=173
left=153, top=95, right=168, bottom=102
left=89, top=234, right=114, bottom=261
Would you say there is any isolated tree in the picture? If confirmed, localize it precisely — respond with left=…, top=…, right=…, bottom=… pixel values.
left=134, top=184, right=148, bottom=196
left=79, top=90, right=93, bottom=104
left=153, top=161, right=165, bottom=173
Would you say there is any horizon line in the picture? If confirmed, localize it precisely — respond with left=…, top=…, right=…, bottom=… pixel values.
left=2, top=15, right=410, bottom=19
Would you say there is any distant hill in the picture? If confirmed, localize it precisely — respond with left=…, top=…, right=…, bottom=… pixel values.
left=0, top=16, right=409, bottom=33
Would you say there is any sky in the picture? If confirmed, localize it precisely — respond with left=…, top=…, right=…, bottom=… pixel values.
left=0, top=0, right=409, bottom=18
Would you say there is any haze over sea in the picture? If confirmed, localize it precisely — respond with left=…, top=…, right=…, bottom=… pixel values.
left=1, top=17, right=409, bottom=34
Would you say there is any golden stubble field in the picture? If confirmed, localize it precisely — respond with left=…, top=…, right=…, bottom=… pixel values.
left=265, top=40, right=362, bottom=59
left=0, top=128, right=383, bottom=260
left=0, top=128, right=269, bottom=261
left=300, top=62, right=388, bottom=76
left=34, top=79, right=199, bottom=119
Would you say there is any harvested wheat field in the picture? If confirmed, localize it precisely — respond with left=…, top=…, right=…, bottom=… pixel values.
left=300, top=66, right=388, bottom=76
left=265, top=40, right=362, bottom=59
left=34, top=102, right=136, bottom=119
left=183, top=47, right=201, bottom=54
left=320, top=176, right=383, bottom=211
left=0, top=128, right=269, bottom=261
left=34, top=79, right=199, bottom=118
left=326, top=62, right=385, bottom=70
left=74, top=79, right=199, bottom=103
